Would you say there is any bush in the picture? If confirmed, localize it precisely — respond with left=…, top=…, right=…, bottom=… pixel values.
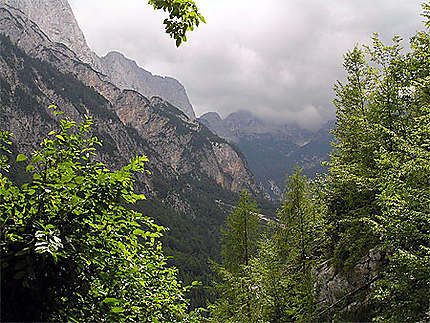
left=0, top=107, right=200, bottom=322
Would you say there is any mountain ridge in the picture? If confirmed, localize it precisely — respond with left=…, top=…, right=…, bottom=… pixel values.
left=0, top=4, right=270, bottom=307
left=0, top=0, right=196, bottom=119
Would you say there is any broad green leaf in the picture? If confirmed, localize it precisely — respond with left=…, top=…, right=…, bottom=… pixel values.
left=111, top=307, right=125, bottom=313
left=133, top=228, right=146, bottom=236
left=16, top=154, right=27, bottom=162
left=102, top=297, right=119, bottom=304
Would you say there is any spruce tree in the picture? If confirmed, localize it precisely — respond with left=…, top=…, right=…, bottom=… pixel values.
left=210, top=190, right=262, bottom=322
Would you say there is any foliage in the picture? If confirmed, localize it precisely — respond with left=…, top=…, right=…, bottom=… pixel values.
left=0, top=108, right=201, bottom=322
left=148, top=0, right=206, bottom=47
left=210, top=170, right=324, bottom=322
left=272, top=168, right=321, bottom=321
left=209, top=191, right=262, bottom=321
left=221, top=190, right=261, bottom=273
left=326, top=3, right=430, bottom=321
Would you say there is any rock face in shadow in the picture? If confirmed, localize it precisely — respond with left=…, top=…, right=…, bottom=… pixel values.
left=315, top=250, right=384, bottom=321
left=0, top=0, right=196, bottom=119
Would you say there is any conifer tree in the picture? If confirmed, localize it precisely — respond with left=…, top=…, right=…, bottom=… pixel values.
left=274, top=168, right=318, bottom=321
left=221, top=190, right=261, bottom=273
left=210, top=190, right=262, bottom=322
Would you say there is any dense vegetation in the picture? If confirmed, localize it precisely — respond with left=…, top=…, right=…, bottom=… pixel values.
left=208, top=4, right=430, bottom=322
left=0, top=110, right=202, bottom=322
left=1, top=2, right=429, bottom=322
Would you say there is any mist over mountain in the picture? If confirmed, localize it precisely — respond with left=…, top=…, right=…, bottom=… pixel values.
left=199, top=110, right=333, bottom=199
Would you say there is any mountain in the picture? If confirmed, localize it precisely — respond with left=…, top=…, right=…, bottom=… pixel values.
left=0, top=3, right=272, bottom=307
left=199, top=111, right=334, bottom=199
left=99, top=51, right=196, bottom=119
left=0, top=0, right=196, bottom=119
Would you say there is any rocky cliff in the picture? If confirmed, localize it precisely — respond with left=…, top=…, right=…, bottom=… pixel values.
left=0, top=0, right=97, bottom=66
left=315, top=250, right=384, bottom=321
left=0, top=4, right=265, bottom=306
left=0, top=3, right=258, bottom=198
left=100, top=51, right=196, bottom=119
left=0, top=0, right=196, bottom=119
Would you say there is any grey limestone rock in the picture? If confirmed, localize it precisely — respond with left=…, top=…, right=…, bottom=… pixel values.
left=0, top=0, right=196, bottom=119
left=0, top=4, right=258, bottom=197
left=100, top=51, right=196, bottom=119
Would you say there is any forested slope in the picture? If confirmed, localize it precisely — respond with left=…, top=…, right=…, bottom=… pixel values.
left=0, top=4, right=274, bottom=310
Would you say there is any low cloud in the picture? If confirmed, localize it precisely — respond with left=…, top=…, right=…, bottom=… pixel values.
left=69, top=0, right=423, bottom=129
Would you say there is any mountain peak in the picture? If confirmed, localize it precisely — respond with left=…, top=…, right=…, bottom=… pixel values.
left=0, top=0, right=196, bottom=119
left=0, top=0, right=96, bottom=65
left=100, top=50, right=196, bottom=119
left=200, top=112, right=222, bottom=122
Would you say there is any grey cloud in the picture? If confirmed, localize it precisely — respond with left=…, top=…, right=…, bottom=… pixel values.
left=69, top=0, right=423, bottom=129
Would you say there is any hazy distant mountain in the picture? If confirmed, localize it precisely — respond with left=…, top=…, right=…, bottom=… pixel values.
left=199, top=111, right=334, bottom=199
left=0, top=0, right=196, bottom=119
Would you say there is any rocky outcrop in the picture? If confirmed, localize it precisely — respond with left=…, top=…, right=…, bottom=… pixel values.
left=315, top=250, right=384, bottom=321
left=0, top=0, right=196, bottom=119
left=0, top=0, right=97, bottom=66
left=100, top=51, right=196, bottom=119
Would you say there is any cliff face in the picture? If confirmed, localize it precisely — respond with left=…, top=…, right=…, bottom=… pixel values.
left=0, top=4, right=258, bottom=198
left=0, top=0, right=97, bottom=66
left=315, top=250, right=384, bottom=321
left=100, top=51, right=196, bottom=119
left=0, top=0, right=196, bottom=119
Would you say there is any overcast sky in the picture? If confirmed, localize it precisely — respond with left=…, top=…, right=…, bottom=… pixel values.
left=68, top=0, right=423, bottom=129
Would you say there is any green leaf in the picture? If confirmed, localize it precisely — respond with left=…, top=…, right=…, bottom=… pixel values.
left=75, top=176, right=84, bottom=185
left=111, top=307, right=125, bottom=313
left=133, top=229, right=146, bottom=236
left=68, top=316, right=80, bottom=323
left=26, top=164, right=35, bottom=172
left=16, top=154, right=27, bottom=162
left=102, top=297, right=119, bottom=304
